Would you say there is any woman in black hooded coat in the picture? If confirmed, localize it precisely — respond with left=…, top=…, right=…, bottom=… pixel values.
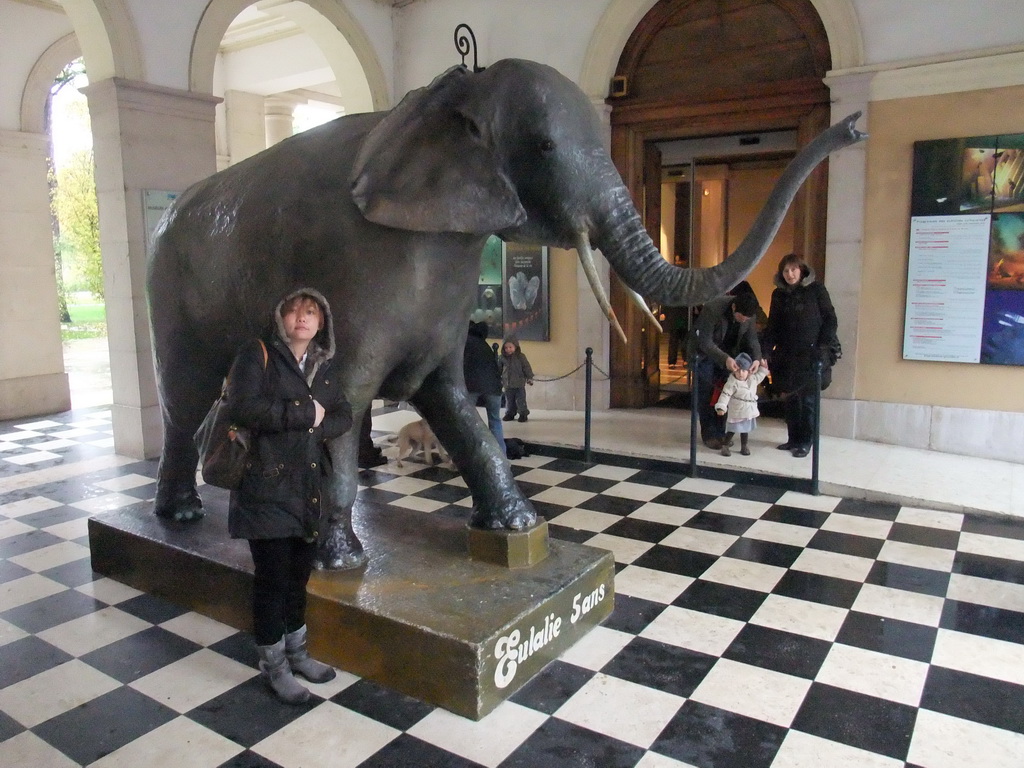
left=226, top=287, right=352, bottom=703
left=763, top=254, right=838, bottom=458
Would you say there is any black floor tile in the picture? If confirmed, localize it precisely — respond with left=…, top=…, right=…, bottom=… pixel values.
left=188, top=678, right=322, bottom=747
left=761, top=504, right=830, bottom=528
left=723, top=623, right=832, bottom=679
left=771, top=569, right=862, bottom=608
left=831, top=498, right=901, bottom=521
left=940, top=600, right=1024, bottom=645
left=792, top=683, right=917, bottom=760
left=651, top=488, right=718, bottom=510
left=682, top=510, right=755, bottom=536
left=501, top=715, right=645, bottom=768
left=0, top=708, right=23, bottom=743
left=556, top=474, right=618, bottom=494
left=961, top=513, right=1024, bottom=540
left=603, top=593, right=666, bottom=634
left=577, top=494, right=646, bottom=516
left=537, top=458, right=593, bottom=475
left=888, top=522, right=960, bottom=549
left=651, top=699, right=787, bottom=768
left=360, top=733, right=483, bottom=767
left=602, top=517, right=678, bottom=544
left=412, top=483, right=472, bottom=503
left=509, top=660, right=594, bottom=715
left=807, top=529, right=885, bottom=559
left=725, top=537, right=803, bottom=568
left=633, top=544, right=717, bottom=578
left=18, top=505, right=89, bottom=529
left=866, top=560, right=950, bottom=597
left=116, top=592, right=191, bottom=624
left=0, top=558, right=35, bottom=585
left=673, top=579, right=769, bottom=622
left=215, top=750, right=283, bottom=768
left=953, top=551, right=1024, bottom=585
left=81, top=626, right=203, bottom=683
left=41, top=556, right=101, bottom=588
left=921, top=665, right=1024, bottom=734
left=0, top=635, right=74, bottom=688
left=834, top=611, right=937, bottom=663
left=603, top=636, right=717, bottom=698
left=0, top=529, right=66, bottom=558
left=32, top=686, right=178, bottom=765
left=329, top=679, right=433, bottom=731
left=722, top=484, right=785, bottom=503
left=0, top=588, right=104, bottom=633
left=629, top=469, right=686, bottom=488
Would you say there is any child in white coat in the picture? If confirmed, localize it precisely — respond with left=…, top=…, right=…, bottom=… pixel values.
left=715, top=352, right=768, bottom=457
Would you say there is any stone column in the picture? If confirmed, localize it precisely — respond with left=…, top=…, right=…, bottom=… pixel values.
left=820, top=71, right=872, bottom=437
left=82, top=78, right=219, bottom=459
left=0, top=129, right=71, bottom=419
left=264, top=97, right=295, bottom=147
left=225, top=89, right=266, bottom=165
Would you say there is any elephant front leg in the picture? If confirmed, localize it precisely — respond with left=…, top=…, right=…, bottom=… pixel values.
left=314, top=418, right=366, bottom=570
left=412, top=372, right=536, bottom=531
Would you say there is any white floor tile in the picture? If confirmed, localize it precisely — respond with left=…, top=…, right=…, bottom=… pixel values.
left=946, top=572, right=1024, bottom=613
left=702, top=496, right=773, bottom=519
left=9, top=541, right=89, bottom=572
left=852, top=584, right=945, bottom=627
left=690, top=658, right=811, bottom=727
left=514, top=467, right=576, bottom=486
left=958, top=531, right=1024, bottom=562
left=557, top=625, right=634, bottom=670
left=628, top=502, right=699, bottom=526
left=555, top=672, right=685, bottom=748
left=408, top=700, right=546, bottom=767
left=69, top=492, right=149, bottom=513
left=750, top=594, right=848, bottom=642
left=615, top=565, right=693, bottom=604
left=742, top=519, right=817, bottom=547
left=658, top=526, right=737, bottom=556
left=771, top=730, right=903, bottom=767
left=931, top=628, right=1024, bottom=686
left=94, top=473, right=157, bottom=492
left=602, top=481, right=668, bottom=502
left=90, top=716, right=243, bottom=768
left=0, top=659, right=120, bottom=727
left=130, top=649, right=258, bottom=713
left=39, top=606, right=153, bottom=656
left=640, top=605, right=745, bottom=656
left=819, top=512, right=893, bottom=539
left=790, top=548, right=875, bottom=582
left=583, top=532, right=654, bottom=564
left=877, top=539, right=956, bottom=571
left=698, top=556, right=786, bottom=593
left=895, top=506, right=964, bottom=531
left=4, top=451, right=61, bottom=465
left=76, top=576, right=143, bottom=604
left=815, top=643, right=929, bottom=705
left=0, top=496, right=65, bottom=518
left=548, top=507, right=620, bottom=532
left=0, top=574, right=67, bottom=611
left=255, top=702, right=401, bottom=768
left=389, top=495, right=447, bottom=513
left=908, top=709, right=1024, bottom=768
left=530, top=486, right=596, bottom=507
left=159, top=611, right=237, bottom=646
left=0, top=732, right=81, bottom=768
left=0, top=518, right=35, bottom=541
left=774, top=491, right=842, bottom=512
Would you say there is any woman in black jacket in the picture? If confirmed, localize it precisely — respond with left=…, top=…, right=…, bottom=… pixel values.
left=226, top=288, right=352, bottom=703
left=763, top=255, right=838, bottom=458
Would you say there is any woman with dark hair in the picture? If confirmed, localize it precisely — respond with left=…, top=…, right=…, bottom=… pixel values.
left=763, top=254, right=838, bottom=458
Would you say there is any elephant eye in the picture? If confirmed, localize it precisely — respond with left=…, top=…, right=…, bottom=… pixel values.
left=460, top=114, right=482, bottom=140
left=538, top=139, right=555, bottom=153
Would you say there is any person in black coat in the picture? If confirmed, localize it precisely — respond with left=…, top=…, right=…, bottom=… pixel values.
left=463, top=321, right=505, bottom=455
left=688, top=291, right=763, bottom=449
left=762, top=254, right=838, bottom=458
left=226, top=288, right=352, bottom=704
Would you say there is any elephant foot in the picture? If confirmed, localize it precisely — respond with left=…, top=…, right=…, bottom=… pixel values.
left=314, top=514, right=367, bottom=571
left=154, top=481, right=205, bottom=522
left=469, top=496, right=537, bottom=531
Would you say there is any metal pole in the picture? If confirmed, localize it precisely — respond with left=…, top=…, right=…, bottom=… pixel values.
left=811, top=360, right=822, bottom=495
left=689, top=344, right=699, bottom=477
left=584, top=347, right=593, bottom=463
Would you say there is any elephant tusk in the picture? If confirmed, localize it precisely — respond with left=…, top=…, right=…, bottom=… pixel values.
left=575, top=231, right=627, bottom=344
left=621, top=278, right=663, bottom=334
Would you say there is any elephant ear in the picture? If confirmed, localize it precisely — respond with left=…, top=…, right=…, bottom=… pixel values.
left=351, top=66, right=526, bottom=234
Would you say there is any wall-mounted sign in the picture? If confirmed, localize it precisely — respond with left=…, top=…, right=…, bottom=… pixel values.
left=470, top=236, right=550, bottom=342
left=904, top=136, right=1024, bottom=365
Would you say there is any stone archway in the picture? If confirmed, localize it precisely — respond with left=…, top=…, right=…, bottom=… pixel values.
left=190, top=0, right=389, bottom=110
left=583, top=0, right=864, bottom=409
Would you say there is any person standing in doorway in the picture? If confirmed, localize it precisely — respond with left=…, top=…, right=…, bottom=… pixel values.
left=763, top=253, right=838, bottom=458
left=500, top=335, right=534, bottom=423
left=463, top=321, right=505, bottom=454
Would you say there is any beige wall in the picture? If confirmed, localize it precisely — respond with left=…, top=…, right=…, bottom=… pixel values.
left=859, top=87, right=1024, bottom=414
left=727, top=165, right=794, bottom=309
left=517, top=247, right=580, bottom=376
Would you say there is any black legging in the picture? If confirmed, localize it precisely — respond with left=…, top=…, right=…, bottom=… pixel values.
left=248, top=537, right=317, bottom=646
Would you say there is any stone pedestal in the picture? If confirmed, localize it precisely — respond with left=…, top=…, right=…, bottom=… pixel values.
left=89, top=496, right=615, bottom=720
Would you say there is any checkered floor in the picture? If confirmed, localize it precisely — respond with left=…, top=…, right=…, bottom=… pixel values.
left=2, top=406, right=1024, bottom=767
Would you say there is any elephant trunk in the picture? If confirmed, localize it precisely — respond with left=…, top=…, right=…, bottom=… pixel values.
left=592, top=112, right=866, bottom=307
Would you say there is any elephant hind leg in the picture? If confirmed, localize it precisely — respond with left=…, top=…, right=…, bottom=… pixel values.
left=154, top=360, right=226, bottom=522
left=314, top=411, right=367, bottom=570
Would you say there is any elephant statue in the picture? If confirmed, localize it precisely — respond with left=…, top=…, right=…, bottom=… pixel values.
left=147, top=58, right=865, bottom=570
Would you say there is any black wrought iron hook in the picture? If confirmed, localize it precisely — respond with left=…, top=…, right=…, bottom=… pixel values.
left=454, top=24, right=484, bottom=72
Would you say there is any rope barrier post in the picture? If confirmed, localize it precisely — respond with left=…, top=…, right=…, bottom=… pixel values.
left=584, top=347, right=593, bottom=464
left=689, top=344, right=699, bottom=477
left=811, top=359, right=822, bottom=495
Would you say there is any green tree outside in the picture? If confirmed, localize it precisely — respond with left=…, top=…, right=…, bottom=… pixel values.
left=53, top=149, right=103, bottom=300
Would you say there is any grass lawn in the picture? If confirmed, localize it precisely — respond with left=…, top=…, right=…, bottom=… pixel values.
left=63, top=298, right=107, bottom=341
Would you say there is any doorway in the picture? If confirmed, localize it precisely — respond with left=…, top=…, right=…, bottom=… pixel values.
left=650, top=129, right=800, bottom=406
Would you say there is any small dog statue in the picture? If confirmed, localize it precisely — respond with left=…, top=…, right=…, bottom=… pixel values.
left=395, top=419, right=448, bottom=467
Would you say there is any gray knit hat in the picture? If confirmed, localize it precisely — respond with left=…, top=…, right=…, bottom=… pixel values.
left=734, top=352, right=753, bottom=371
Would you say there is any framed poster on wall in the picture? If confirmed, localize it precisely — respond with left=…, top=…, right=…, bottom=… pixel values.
left=904, top=135, right=1024, bottom=365
left=470, top=237, right=550, bottom=342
